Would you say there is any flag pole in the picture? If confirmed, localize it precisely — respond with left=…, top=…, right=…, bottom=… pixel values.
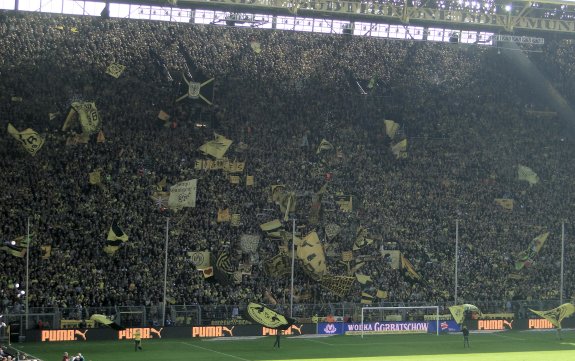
left=162, top=218, right=169, bottom=326
left=560, top=222, right=565, bottom=305
left=25, top=216, right=30, bottom=331
left=455, top=219, right=459, bottom=305
left=290, top=218, right=295, bottom=317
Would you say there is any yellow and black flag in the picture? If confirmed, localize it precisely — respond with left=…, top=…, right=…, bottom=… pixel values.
left=529, top=303, right=575, bottom=329
left=105, top=63, right=126, bottom=78
left=1, top=235, right=31, bottom=258
left=7, top=123, right=45, bottom=156
left=63, top=102, right=101, bottom=136
left=198, top=134, right=232, bottom=159
left=316, top=139, right=334, bottom=154
left=245, top=302, right=295, bottom=330
left=105, top=222, right=128, bottom=255
left=391, top=139, right=407, bottom=159
left=264, top=254, right=291, bottom=277
left=449, top=304, right=482, bottom=325
left=361, top=292, right=375, bottom=305
left=90, top=314, right=125, bottom=330
left=384, top=119, right=399, bottom=139
left=212, top=252, right=235, bottom=285
left=401, top=254, right=422, bottom=280
left=41, top=245, right=52, bottom=260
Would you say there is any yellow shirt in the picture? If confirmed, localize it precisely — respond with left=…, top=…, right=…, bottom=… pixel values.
left=134, top=330, right=141, bottom=341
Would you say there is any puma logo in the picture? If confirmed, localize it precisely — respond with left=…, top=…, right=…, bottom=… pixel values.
left=503, top=320, right=513, bottom=329
left=74, top=330, right=88, bottom=341
left=150, top=328, right=163, bottom=338
left=222, top=326, right=235, bottom=336
left=290, top=324, right=303, bottom=335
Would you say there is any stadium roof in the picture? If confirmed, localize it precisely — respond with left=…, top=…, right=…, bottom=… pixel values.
left=82, top=0, right=575, bottom=34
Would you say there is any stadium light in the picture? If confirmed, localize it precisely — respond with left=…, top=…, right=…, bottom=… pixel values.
left=505, top=4, right=512, bottom=12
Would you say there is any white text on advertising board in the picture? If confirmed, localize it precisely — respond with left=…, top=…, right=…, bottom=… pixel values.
left=345, top=322, right=428, bottom=335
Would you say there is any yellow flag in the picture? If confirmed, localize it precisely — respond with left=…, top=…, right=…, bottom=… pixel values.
left=336, top=195, right=353, bottom=212
left=7, top=123, right=45, bottom=156
left=401, top=254, right=422, bottom=280
left=391, top=139, right=407, bottom=159
left=105, top=63, right=126, bottom=78
left=198, top=133, right=233, bottom=159
left=158, top=110, right=170, bottom=122
left=518, top=165, right=539, bottom=185
left=515, top=232, right=549, bottom=270
left=230, top=175, right=240, bottom=184
left=495, top=198, right=514, bottom=210
left=250, top=41, right=262, bottom=54
left=89, top=171, right=101, bottom=185
left=355, top=273, right=372, bottom=284
left=376, top=290, right=388, bottom=299
left=384, top=119, right=399, bottom=139
left=246, top=175, right=254, bottom=186
left=316, top=139, right=334, bottom=154
left=217, top=208, right=231, bottom=223
left=361, top=292, right=374, bottom=304
left=341, top=251, right=353, bottom=262
left=187, top=251, right=211, bottom=270
left=41, top=245, right=52, bottom=260
left=449, top=305, right=465, bottom=324
left=449, top=304, right=482, bottom=324
left=296, top=231, right=326, bottom=278
left=260, top=219, right=282, bottom=232
left=103, top=245, right=120, bottom=255
left=320, top=275, right=355, bottom=297
left=529, top=303, right=575, bottom=329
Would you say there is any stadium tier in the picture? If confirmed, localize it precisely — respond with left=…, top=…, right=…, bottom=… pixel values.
left=1, top=3, right=575, bottom=339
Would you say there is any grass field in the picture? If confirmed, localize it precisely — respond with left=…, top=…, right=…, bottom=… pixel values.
left=10, top=331, right=575, bottom=361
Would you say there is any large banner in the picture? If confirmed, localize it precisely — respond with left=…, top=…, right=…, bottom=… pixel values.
left=168, top=179, right=197, bottom=210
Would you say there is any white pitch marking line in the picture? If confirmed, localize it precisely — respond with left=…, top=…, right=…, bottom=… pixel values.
left=7, top=345, right=46, bottom=361
left=493, top=333, right=527, bottom=341
left=180, top=341, right=251, bottom=361
left=301, top=338, right=334, bottom=346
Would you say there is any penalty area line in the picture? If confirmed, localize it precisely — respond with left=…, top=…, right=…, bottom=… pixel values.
left=180, top=341, right=251, bottom=361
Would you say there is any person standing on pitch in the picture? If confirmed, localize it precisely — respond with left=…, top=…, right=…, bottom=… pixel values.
left=134, top=329, right=142, bottom=351
left=273, top=329, right=282, bottom=349
left=462, top=326, right=470, bottom=348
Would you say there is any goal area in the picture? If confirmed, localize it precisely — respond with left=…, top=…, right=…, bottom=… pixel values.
left=360, top=306, right=440, bottom=337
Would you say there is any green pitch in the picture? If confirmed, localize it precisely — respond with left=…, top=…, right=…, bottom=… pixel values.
left=11, top=331, right=575, bottom=361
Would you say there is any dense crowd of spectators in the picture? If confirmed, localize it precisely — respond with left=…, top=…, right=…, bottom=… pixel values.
left=1, top=10, right=575, bottom=323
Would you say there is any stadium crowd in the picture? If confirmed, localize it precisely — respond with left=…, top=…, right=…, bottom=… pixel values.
left=1, top=9, right=575, bottom=324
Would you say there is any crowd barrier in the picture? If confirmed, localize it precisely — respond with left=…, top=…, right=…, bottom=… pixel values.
left=25, top=317, right=575, bottom=342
